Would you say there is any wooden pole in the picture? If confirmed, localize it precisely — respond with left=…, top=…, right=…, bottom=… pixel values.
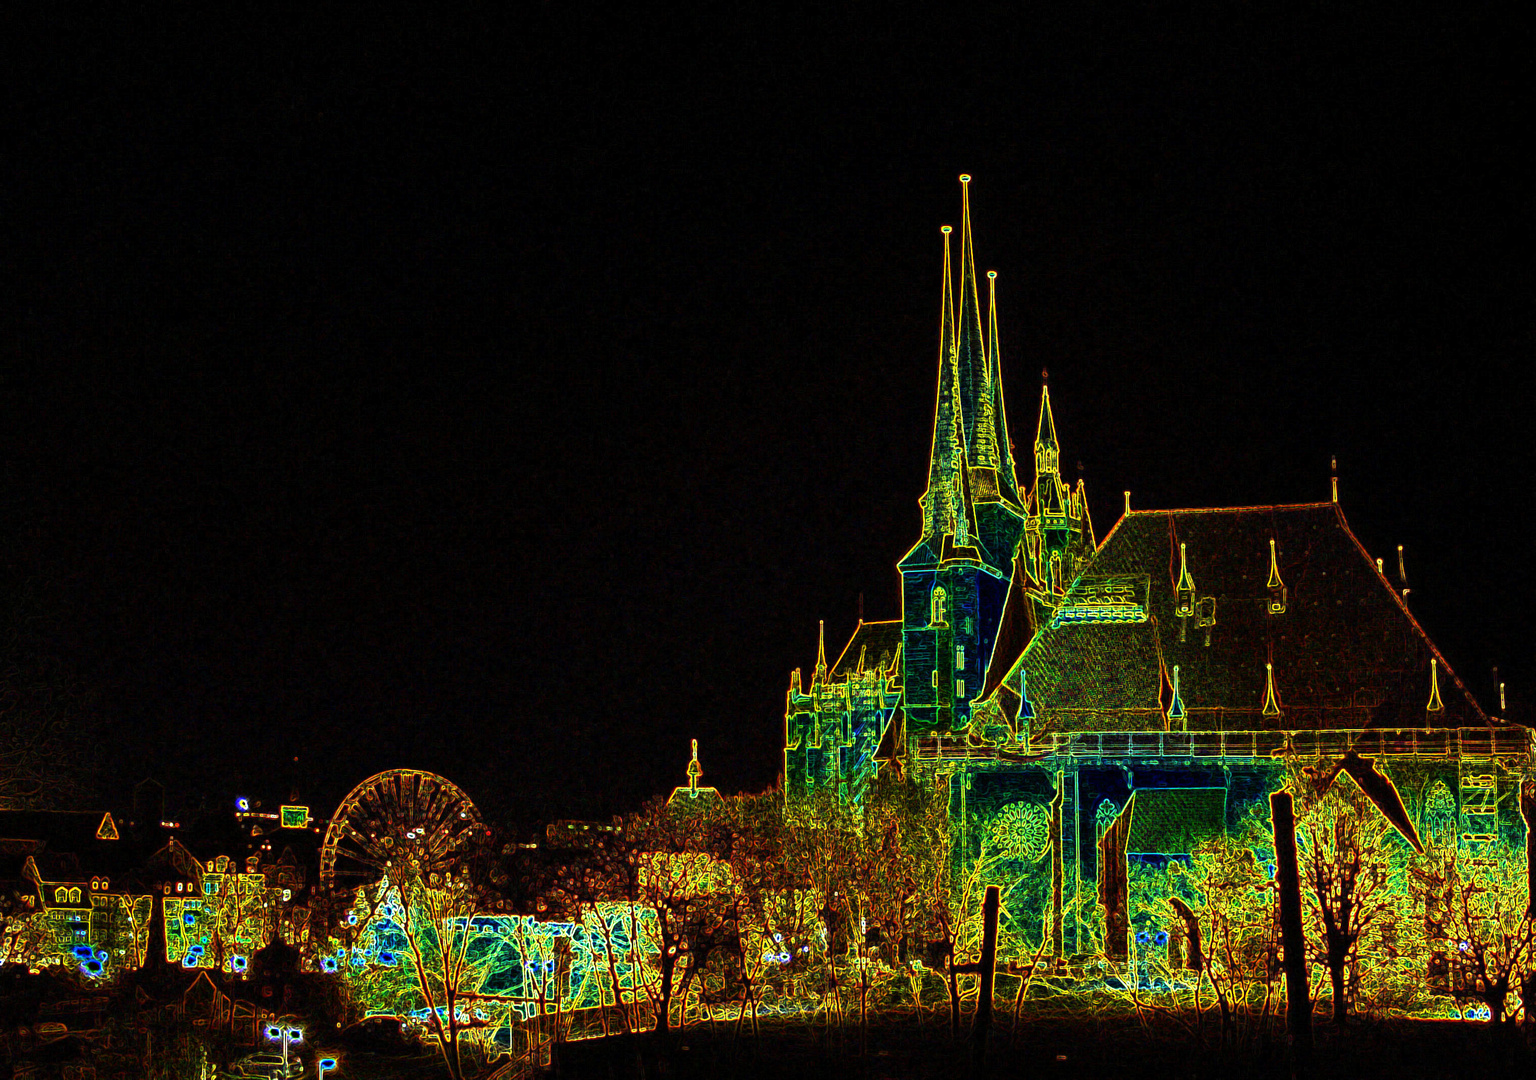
left=1271, top=791, right=1311, bottom=1074
left=971, top=885, right=1000, bottom=1069
left=1050, top=773, right=1064, bottom=965
left=1521, top=780, right=1536, bottom=918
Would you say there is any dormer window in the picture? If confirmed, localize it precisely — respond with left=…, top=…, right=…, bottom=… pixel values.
left=55, top=887, right=68, bottom=903
left=1267, top=539, right=1287, bottom=614
left=1175, top=542, right=1196, bottom=617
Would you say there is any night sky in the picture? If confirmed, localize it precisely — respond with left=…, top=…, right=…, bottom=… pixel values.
left=6, top=7, right=1531, bottom=823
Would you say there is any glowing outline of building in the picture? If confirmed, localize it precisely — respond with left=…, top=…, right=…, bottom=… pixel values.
left=783, top=175, right=1533, bottom=957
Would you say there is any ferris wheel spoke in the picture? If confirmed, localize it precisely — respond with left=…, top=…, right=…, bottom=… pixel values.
left=319, top=768, right=484, bottom=894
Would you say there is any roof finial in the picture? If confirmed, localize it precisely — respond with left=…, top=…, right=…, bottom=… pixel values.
left=816, top=619, right=827, bottom=678
left=956, top=173, right=987, bottom=460
left=1396, top=544, right=1407, bottom=587
left=1500, top=681, right=1506, bottom=711
left=1262, top=662, right=1282, bottom=717
left=1124, top=490, right=1131, bottom=515
left=1169, top=664, right=1186, bottom=721
left=1267, top=539, right=1284, bottom=589
left=1426, top=658, right=1444, bottom=712
left=687, top=738, right=702, bottom=796
left=1331, top=455, right=1338, bottom=503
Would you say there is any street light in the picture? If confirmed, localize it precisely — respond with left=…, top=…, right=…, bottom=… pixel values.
left=263, top=1022, right=303, bottom=1074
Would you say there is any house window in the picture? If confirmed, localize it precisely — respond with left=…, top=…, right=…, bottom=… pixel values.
left=931, top=670, right=938, bottom=689
left=956, top=646, right=965, bottom=668
left=956, top=679, right=965, bottom=697
left=931, top=586, right=947, bottom=626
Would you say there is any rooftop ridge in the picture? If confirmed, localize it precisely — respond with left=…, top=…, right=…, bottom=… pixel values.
left=1332, top=503, right=1488, bottom=722
left=1123, top=501, right=1337, bottom=516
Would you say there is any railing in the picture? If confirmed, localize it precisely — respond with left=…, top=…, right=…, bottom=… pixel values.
left=914, top=727, right=1532, bottom=762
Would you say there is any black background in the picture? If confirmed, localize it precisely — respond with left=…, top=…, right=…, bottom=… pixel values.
left=5, top=6, right=1531, bottom=823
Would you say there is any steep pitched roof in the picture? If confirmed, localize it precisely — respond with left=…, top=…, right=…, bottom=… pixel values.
left=829, top=620, right=904, bottom=681
left=998, top=502, right=1487, bottom=732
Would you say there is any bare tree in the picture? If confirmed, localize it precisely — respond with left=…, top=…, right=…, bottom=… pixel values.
left=1297, top=780, right=1398, bottom=1024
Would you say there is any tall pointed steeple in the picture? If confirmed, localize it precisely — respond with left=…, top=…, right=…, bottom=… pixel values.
left=920, top=226, right=959, bottom=537
left=986, top=269, right=1021, bottom=505
left=955, top=175, right=988, bottom=458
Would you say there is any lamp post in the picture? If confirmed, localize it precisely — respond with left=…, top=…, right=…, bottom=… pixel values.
left=263, top=1022, right=303, bottom=1074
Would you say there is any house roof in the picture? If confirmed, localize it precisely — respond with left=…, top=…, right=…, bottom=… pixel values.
left=994, top=502, right=1488, bottom=733
left=829, top=620, right=903, bottom=681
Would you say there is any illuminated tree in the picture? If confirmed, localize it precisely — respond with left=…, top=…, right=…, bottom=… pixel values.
left=1296, top=778, right=1404, bottom=1024
left=627, top=796, right=737, bottom=1035
left=1177, top=810, right=1282, bottom=1047
left=393, top=874, right=495, bottom=1080
left=1412, top=849, right=1535, bottom=1025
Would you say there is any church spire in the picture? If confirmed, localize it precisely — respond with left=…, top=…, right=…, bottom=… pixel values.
left=919, top=225, right=959, bottom=540
left=956, top=175, right=988, bottom=460
left=986, top=269, right=1020, bottom=504
left=1034, top=382, right=1064, bottom=516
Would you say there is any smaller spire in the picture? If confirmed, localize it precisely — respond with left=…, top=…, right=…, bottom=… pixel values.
left=1262, top=662, right=1282, bottom=717
left=1078, top=479, right=1097, bottom=548
left=1177, top=542, right=1194, bottom=593
left=1169, top=665, right=1186, bottom=721
left=815, top=620, right=827, bottom=685
left=1426, top=658, right=1444, bottom=712
left=1035, top=383, right=1060, bottom=452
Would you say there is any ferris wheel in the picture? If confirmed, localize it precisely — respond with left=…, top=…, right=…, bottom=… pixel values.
left=318, top=769, right=487, bottom=893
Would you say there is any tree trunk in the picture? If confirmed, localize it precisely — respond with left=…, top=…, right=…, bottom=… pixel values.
left=1168, top=897, right=1204, bottom=973
left=1097, top=800, right=1133, bottom=963
left=971, top=885, right=1000, bottom=1068
left=947, top=962, right=961, bottom=1040
left=1271, top=792, right=1312, bottom=1071
left=657, top=949, right=676, bottom=1034
left=1329, top=951, right=1346, bottom=1025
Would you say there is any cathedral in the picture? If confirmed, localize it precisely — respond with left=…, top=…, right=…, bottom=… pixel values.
left=782, top=177, right=1532, bottom=958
